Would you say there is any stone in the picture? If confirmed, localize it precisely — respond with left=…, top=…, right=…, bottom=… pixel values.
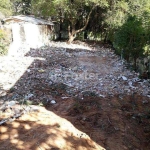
left=147, top=95, right=150, bottom=98
left=61, top=97, right=69, bottom=99
left=25, top=94, right=34, bottom=100
left=6, top=101, right=17, bottom=107
left=142, top=100, right=149, bottom=104
left=122, top=76, right=128, bottom=81
left=50, top=100, right=56, bottom=104
left=27, top=69, right=31, bottom=72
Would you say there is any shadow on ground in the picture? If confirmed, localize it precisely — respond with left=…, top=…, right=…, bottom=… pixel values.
left=0, top=106, right=103, bottom=150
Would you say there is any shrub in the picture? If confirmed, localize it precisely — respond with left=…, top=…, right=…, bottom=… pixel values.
left=113, top=16, right=147, bottom=70
left=0, top=29, right=10, bottom=55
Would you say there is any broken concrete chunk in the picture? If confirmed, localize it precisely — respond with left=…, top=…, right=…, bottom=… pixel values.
left=122, top=76, right=128, bottom=81
left=50, top=100, right=56, bottom=104
left=25, top=94, right=34, bottom=100
left=142, top=100, right=149, bottom=104
left=6, top=101, right=17, bottom=107
left=147, top=95, right=150, bottom=98
left=128, top=81, right=132, bottom=86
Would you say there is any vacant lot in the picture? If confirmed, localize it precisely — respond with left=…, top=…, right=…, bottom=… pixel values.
left=0, top=41, right=150, bottom=150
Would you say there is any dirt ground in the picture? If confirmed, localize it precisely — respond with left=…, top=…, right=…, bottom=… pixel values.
left=0, top=41, right=150, bottom=150
left=1, top=94, right=150, bottom=150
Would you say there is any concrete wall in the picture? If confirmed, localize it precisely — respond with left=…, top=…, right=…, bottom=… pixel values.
left=1, top=22, right=54, bottom=48
left=10, top=23, right=54, bottom=48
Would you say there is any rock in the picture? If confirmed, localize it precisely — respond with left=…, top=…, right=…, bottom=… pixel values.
left=147, top=95, right=150, bottom=98
left=27, top=69, right=31, bottom=72
left=38, top=69, right=45, bottom=73
left=61, top=97, right=69, bottom=99
left=99, top=94, right=105, bottom=98
left=24, top=100, right=33, bottom=105
left=0, top=101, right=17, bottom=112
left=0, top=90, right=7, bottom=97
left=128, top=81, right=132, bottom=86
left=142, top=100, right=149, bottom=104
left=122, top=76, right=128, bottom=81
left=0, top=119, right=9, bottom=125
left=50, top=100, right=56, bottom=104
left=25, top=94, right=34, bottom=100
left=7, top=101, right=17, bottom=107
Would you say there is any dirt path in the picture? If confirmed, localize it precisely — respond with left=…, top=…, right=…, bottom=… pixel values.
left=0, top=41, right=150, bottom=150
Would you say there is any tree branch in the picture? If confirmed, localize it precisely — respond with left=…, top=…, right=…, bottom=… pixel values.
left=75, top=4, right=98, bottom=34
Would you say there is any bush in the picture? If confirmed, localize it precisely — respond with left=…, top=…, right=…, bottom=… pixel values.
left=0, top=29, right=10, bottom=55
left=113, top=16, right=147, bottom=70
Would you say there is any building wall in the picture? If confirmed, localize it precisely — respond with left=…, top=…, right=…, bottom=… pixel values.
left=10, top=23, right=54, bottom=48
left=0, top=22, right=54, bottom=56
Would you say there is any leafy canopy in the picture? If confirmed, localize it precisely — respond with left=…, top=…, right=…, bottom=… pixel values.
left=32, top=0, right=108, bottom=18
left=0, top=0, right=12, bottom=16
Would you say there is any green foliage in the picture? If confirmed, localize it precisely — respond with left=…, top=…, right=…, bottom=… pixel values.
left=103, top=0, right=150, bottom=43
left=144, top=45, right=150, bottom=56
left=32, top=0, right=108, bottom=19
left=128, top=0, right=150, bottom=18
left=31, top=0, right=108, bottom=42
left=105, top=0, right=129, bottom=28
left=113, top=16, right=147, bottom=69
left=0, top=30, right=10, bottom=56
left=0, top=0, right=12, bottom=16
left=11, top=0, right=31, bottom=15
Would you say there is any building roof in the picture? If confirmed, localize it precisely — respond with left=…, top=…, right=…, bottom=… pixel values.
left=3, top=15, right=54, bottom=25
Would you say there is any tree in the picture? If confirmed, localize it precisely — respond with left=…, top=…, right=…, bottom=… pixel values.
left=113, top=16, right=147, bottom=70
left=31, top=0, right=108, bottom=43
left=11, top=0, right=31, bottom=15
left=103, top=0, right=150, bottom=43
left=127, top=0, right=150, bottom=18
left=0, top=0, right=12, bottom=17
left=103, top=0, right=129, bottom=42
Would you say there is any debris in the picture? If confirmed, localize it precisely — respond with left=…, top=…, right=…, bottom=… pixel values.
left=6, top=101, right=17, bottom=107
left=25, top=94, right=34, bottom=100
left=147, top=95, right=150, bottom=98
left=0, top=41, right=149, bottom=150
left=27, top=69, right=31, bottom=72
left=61, top=97, right=70, bottom=99
left=38, top=69, right=45, bottom=73
left=0, top=41, right=149, bottom=99
left=142, top=100, right=149, bottom=104
left=50, top=100, right=56, bottom=104
left=122, top=76, right=128, bottom=81
left=0, top=41, right=150, bottom=123
left=0, top=118, right=9, bottom=125
left=0, top=103, right=40, bottom=125
left=0, top=100, right=18, bottom=111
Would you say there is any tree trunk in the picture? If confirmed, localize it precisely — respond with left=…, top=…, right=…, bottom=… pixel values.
left=68, top=34, right=76, bottom=43
left=84, top=30, right=88, bottom=40
left=58, top=21, right=62, bottom=40
left=104, top=32, right=108, bottom=43
left=134, top=57, right=137, bottom=71
left=68, top=24, right=76, bottom=43
left=67, top=4, right=98, bottom=43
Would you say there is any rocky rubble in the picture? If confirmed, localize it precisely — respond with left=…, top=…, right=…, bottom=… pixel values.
left=0, top=99, right=39, bottom=125
left=0, top=41, right=150, bottom=123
